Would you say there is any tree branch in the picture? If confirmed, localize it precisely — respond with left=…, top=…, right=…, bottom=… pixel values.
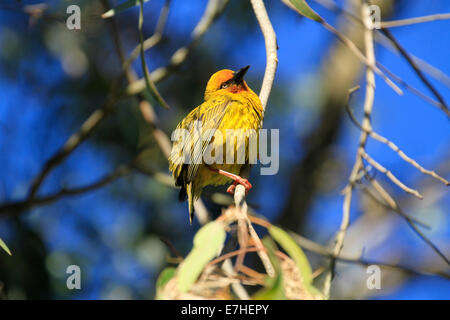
left=380, top=28, right=450, bottom=118
left=227, top=0, right=281, bottom=278
left=289, top=232, right=450, bottom=279
left=323, top=1, right=375, bottom=298
left=250, top=0, right=278, bottom=110
left=380, top=13, right=450, bottom=28
left=126, top=0, right=230, bottom=96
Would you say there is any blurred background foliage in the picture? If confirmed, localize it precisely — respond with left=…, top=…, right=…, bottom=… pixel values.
left=0, top=0, right=449, bottom=299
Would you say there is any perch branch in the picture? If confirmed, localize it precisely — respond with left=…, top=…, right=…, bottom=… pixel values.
left=224, top=0, right=281, bottom=278
left=250, top=0, right=278, bottom=110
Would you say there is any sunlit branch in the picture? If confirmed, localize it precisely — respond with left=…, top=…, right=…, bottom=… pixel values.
left=380, top=13, right=450, bottom=28
left=312, top=0, right=450, bottom=114
left=323, top=2, right=375, bottom=299
left=362, top=152, right=423, bottom=199
left=344, top=94, right=449, bottom=186
left=225, top=0, right=282, bottom=278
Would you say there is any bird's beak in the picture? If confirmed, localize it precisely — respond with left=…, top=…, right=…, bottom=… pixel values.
left=232, top=65, right=250, bottom=84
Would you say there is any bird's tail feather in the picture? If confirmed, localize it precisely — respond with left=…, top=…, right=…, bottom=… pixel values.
left=187, top=182, right=195, bottom=225
left=178, top=187, right=187, bottom=202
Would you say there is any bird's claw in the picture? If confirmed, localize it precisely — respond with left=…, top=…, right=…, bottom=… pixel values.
left=226, top=178, right=252, bottom=195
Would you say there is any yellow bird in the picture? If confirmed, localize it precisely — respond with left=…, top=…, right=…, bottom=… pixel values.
left=169, top=66, right=264, bottom=223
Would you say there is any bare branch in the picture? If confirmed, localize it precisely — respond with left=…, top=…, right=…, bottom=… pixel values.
left=313, top=0, right=450, bottom=100
left=124, top=0, right=171, bottom=69
left=344, top=96, right=449, bottom=186
left=126, top=0, right=230, bottom=95
left=377, top=62, right=445, bottom=111
left=0, top=164, right=133, bottom=216
left=221, top=259, right=250, bottom=300
left=289, top=232, right=450, bottom=279
left=380, top=28, right=450, bottom=118
left=367, top=178, right=450, bottom=266
left=357, top=179, right=430, bottom=229
left=224, top=0, right=281, bottom=278
left=362, top=152, right=424, bottom=199
left=319, top=21, right=402, bottom=95
left=323, top=2, right=375, bottom=298
left=380, top=13, right=450, bottom=28
left=27, top=105, right=113, bottom=200
left=2, top=0, right=222, bottom=222
left=250, top=0, right=278, bottom=110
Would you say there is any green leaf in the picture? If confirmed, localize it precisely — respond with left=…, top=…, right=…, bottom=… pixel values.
left=102, top=0, right=150, bottom=19
left=253, top=272, right=285, bottom=300
left=288, top=0, right=323, bottom=22
left=177, top=221, right=226, bottom=293
left=269, top=226, right=312, bottom=284
left=269, top=225, right=324, bottom=299
left=252, top=237, right=286, bottom=300
left=0, top=237, right=12, bottom=256
left=155, top=267, right=176, bottom=299
left=156, top=267, right=176, bottom=289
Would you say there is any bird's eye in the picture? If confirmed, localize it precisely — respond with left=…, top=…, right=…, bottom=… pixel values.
left=220, top=83, right=229, bottom=89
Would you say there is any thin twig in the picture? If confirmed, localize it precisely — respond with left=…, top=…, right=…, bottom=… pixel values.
left=381, top=28, right=450, bottom=118
left=380, top=13, right=450, bottom=28
left=283, top=0, right=402, bottom=95
left=221, top=259, right=250, bottom=300
left=367, top=178, right=450, bottom=266
left=319, top=21, right=402, bottom=95
left=377, top=62, right=444, bottom=111
left=124, top=0, right=171, bottom=69
left=26, top=105, right=115, bottom=200
left=126, top=0, right=230, bottom=95
left=344, top=95, right=449, bottom=186
left=357, top=180, right=430, bottom=229
left=312, top=0, right=450, bottom=96
left=289, top=232, right=450, bottom=279
left=362, top=152, right=424, bottom=199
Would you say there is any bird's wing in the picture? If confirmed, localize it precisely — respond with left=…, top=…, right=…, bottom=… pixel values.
left=184, top=95, right=233, bottom=183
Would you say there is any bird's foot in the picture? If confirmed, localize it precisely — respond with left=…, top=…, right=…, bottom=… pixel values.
left=226, top=178, right=252, bottom=195
left=206, top=166, right=253, bottom=196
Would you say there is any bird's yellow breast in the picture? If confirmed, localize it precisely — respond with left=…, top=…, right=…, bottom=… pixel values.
left=195, top=91, right=263, bottom=188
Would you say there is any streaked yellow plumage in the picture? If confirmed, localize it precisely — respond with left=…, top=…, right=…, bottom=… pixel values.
left=169, top=67, right=264, bottom=223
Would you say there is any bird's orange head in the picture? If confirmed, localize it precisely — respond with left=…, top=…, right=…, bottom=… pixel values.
left=204, top=66, right=252, bottom=101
